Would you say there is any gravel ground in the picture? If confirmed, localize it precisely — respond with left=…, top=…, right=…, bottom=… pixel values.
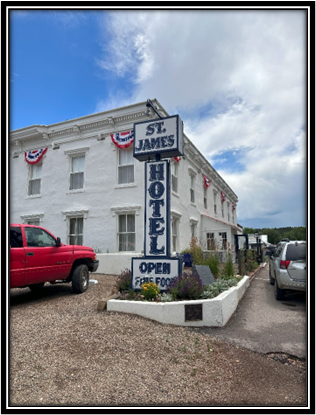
left=9, top=274, right=307, bottom=408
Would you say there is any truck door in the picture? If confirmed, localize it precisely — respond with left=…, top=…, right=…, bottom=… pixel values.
left=10, top=226, right=26, bottom=288
left=24, top=226, right=71, bottom=285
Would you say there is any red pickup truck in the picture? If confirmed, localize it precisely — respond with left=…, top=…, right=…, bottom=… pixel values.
left=10, top=224, right=99, bottom=294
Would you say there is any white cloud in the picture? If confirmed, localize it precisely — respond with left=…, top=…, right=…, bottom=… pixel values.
left=97, top=9, right=307, bottom=227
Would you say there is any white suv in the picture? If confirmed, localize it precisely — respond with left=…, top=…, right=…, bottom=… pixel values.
left=269, top=240, right=306, bottom=300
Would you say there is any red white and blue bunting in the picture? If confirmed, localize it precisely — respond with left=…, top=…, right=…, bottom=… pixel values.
left=202, top=174, right=210, bottom=188
left=221, top=191, right=226, bottom=202
left=111, top=130, right=134, bottom=149
left=232, top=202, right=236, bottom=210
left=173, top=157, right=181, bottom=162
left=24, top=148, right=48, bottom=165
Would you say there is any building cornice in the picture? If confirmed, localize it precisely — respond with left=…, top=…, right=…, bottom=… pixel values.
left=10, top=99, right=169, bottom=154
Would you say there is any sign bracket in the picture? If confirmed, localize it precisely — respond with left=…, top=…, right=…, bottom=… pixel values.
left=146, top=99, right=163, bottom=119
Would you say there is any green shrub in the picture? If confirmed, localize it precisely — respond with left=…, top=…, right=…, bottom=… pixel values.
left=116, top=268, right=132, bottom=292
left=158, top=292, right=174, bottom=302
left=222, top=253, right=235, bottom=279
left=141, top=282, right=160, bottom=301
left=201, top=278, right=238, bottom=299
left=245, top=250, right=258, bottom=273
left=204, top=253, right=220, bottom=278
left=189, top=237, right=204, bottom=265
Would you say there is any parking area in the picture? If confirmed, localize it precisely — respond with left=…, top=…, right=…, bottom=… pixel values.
left=191, top=265, right=307, bottom=359
left=9, top=271, right=307, bottom=407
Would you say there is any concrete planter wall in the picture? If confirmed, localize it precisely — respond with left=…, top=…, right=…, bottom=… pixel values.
left=107, top=275, right=250, bottom=327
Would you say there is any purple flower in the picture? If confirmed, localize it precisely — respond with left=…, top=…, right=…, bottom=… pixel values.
left=167, top=273, right=203, bottom=300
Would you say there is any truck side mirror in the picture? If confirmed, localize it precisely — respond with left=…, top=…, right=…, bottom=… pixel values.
left=56, top=237, right=61, bottom=247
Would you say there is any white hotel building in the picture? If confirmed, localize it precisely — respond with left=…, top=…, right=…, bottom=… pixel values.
left=10, top=99, right=242, bottom=274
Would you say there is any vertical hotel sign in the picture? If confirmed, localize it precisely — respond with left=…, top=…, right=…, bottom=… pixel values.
left=132, top=107, right=184, bottom=291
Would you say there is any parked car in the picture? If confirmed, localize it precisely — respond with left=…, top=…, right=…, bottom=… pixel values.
left=269, top=240, right=306, bottom=300
left=10, top=224, right=99, bottom=294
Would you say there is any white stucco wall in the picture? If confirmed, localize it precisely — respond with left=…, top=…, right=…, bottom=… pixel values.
left=10, top=99, right=240, bottom=266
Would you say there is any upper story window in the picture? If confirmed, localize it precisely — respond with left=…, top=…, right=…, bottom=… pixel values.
left=204, top=187, right=208, bottom=209
left=227, top=202, right=230, bottom=222
left=118, top=147, right=134, bottom=185
left=190, top=175, right=195, bottom=204
left=188, top=167, right=197, bottom=205
left=171, top=161, right=178, bottom=193
left=64, top=147, right=89, bottom=193
left=28, top=162, right=42, bottom=196
left=221, top=200, right=224, bottom=218
left=70, top=155, right=85, bottom=190
left=213, top=190, right=218, bottom=215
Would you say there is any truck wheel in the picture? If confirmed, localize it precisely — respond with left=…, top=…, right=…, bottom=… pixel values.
left=274, top=276, right=284, bottom=300
left=72, top=264, right=89, bottom=294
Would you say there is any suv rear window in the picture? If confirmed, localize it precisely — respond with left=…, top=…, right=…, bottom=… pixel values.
left=286, top=243, right=306, bottom=261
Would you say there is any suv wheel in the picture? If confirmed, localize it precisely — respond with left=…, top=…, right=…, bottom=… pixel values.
left=72, top=264, right=89, bottom=294
left=274, top=276, right=285, bottom=300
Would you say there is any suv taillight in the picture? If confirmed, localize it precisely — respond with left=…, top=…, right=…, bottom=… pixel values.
left=280, top=260, right=290, bottom=269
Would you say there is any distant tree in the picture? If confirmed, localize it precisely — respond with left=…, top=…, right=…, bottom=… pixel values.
left=240, top=227, right=306, bottom=243
left=266, top=229, right=281, bottom=244
left=243, top=227, right=255, bottom=235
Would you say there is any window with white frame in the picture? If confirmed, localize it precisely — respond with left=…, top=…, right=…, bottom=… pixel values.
left=204, top=187, right=208, bottom=209
left=171, top=161, right=178, bottom=193
left=232, top=206, right=235, bottom=223
left=221, top=200, right=224, bottom=218
left=118, top=147, right=134, bottom=184
left=219, top=232, right=227, bottom=250
left=190, top=175, right=195, bottom=204
left=213, top=191, right=217, bottom=215
left=207, top=232, right=215, bottom=250
left=68, top=216, right=84, bottom=245
left=190, top=219, right=198, bottom=239
left=227, top=202, right=230, bottom=222
left=118, top=213, right=135, bottom=251
left=171, top=217, right=178, bottom=253
left=28, top=162, right=42, bottom=196
left=171, top=211, right=181, bottom=253
left=70, top=155, right=85, bottom=190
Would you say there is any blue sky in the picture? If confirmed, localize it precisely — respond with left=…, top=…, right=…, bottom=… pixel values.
left=9, top=7, right=309, bottom=230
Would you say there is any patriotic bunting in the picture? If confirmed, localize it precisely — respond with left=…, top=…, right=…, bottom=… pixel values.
left=221, top=191, right=226, bottom=202
left=202, top=174, right=210, bottom=188
left=173, top=157, right=181, bottom=162
left=232, top=202, right=236, bottom=210
left=25, top=148, right=47, bottom=165
left=111, top=130, right=134, bottom=149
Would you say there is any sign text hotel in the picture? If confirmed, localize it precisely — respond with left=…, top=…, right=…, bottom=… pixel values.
left=131, top=112, right=184, bottom=290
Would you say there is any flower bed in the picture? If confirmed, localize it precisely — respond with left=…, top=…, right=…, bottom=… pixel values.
left=107, top=276, right=250, bottom=327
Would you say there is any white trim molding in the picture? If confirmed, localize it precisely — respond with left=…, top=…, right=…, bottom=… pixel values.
left=62, top=209, right=89, bottom=221
left=20, top=213, right=44, bottom=224
left=110, top=205, right=142, bottom=218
